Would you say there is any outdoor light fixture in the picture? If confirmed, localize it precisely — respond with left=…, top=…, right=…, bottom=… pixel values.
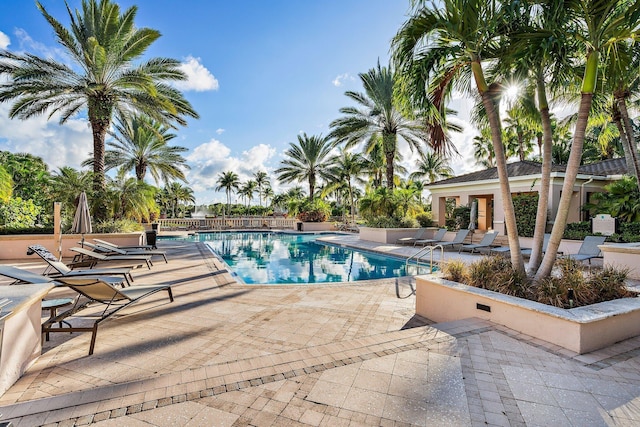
left=568, top=288, right=575, bottom=308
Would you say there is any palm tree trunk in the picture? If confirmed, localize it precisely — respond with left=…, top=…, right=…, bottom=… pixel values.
left=348, top=180, right=355, bottom=224
left=88, top=101, right=111, bottom=221
left=472, top=60, right=524, bottom=273
left=615, top=96, right=640, bottom=192
left=535, top=93, right=593, bottom=281
left=383, top=133, right=396, bottom=190
left=535, top=49, right=599, bottom=281
left=528, top=74, right=552, bottom=271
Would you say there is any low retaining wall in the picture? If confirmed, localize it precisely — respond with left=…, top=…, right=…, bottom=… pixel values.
left=0, top=233, right=145, bottom=260
left=358, top=227, right=437, bottom=244
left=416, top=276, right=640, bottom=354
left=600, top=243, right=640, bottom=279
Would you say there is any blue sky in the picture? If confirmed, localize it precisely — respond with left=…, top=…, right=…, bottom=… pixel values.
left=0, top=0, right=478, bottom=205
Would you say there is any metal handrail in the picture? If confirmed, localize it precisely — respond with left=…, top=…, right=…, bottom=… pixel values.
left=406, top=245, right=443, bottom=275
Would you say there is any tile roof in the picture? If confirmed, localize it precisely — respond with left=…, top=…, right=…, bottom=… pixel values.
left=427, top=158, right=629, bottom=187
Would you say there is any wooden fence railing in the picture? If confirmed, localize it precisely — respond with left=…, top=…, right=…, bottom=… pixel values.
left=156, top=217, right=297, bottom=231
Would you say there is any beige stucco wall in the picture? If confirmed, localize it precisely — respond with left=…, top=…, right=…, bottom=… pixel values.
left=428, top=173, right=609, bottom=234
left=0, top=233, right=145, bottom=260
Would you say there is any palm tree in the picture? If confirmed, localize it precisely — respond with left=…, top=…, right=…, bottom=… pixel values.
left=409, top=151, right=454, bottom=184
left=0, top=0, right=198, bottom=219
left=393, top=0, right=526, bottom=273
left=107, top=174, right=158, bottom=222
left=275, top=133, right=335, bottom=200
left=329, top=62, right=444, bottom=190
left=535, top=0, right=640, bottom=281
left=216, top=171, right=240, bottom=213
left=262, top=186, right=275, bottom=208
left=83, top=116, right=190, bottom=185
left=240, top=180, right=257, bottom=208
left=325, top=149, right=366, bottom=224
left=165, top=182, right=195, bottom=218
left=472, top=130, right=496, bottom=168
left=50, top=167, right=93, bottom=224
left=254, top=171, right=270, bottom=207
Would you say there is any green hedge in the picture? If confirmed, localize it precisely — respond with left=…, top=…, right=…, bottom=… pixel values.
left=513, top=194, right=538, bottom=237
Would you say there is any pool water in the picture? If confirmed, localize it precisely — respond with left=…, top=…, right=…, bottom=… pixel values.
left=193, top=232, right=417, bottom=284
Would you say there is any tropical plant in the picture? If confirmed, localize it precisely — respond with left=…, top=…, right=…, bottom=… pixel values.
left=253, top=171, right=271, bottom=207
left=83, top=115, right=189, bottom=185
left=535, top=0, right=640, bottom=281
left=275, top=133, right=335, bottom=200
left=239, top=180, right=257, bottom=207
left=393, top=0, right=526, bottom=273
left=0, top=151, right=52, bottom=218
left=0, top=165, right=12, bottom=203
left=409, top=151, right=454, bottom=184
left=297, top=198, right=331, bottom=222
left=50, top=167, right=93, bottom=227
left=106, top=173, right=158, bottom=222
left=0, top=0, right=198, bottom=219
left=324, top=149, right=366, bottom=224
left=0, top=197, right=42, bottom=228
left=329, top=62, right=444, bottom=190
left=216, top=171, right=240, bottom=213
left=584, top=176, right=640, bottom=222
left=164, top=181, right=195, bottom=218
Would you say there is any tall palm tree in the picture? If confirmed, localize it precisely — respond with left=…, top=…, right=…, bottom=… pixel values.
left=472, top=130, right=496, bottom=168
left=165, top=182, right=195, bottom=218
left=253, top=171, right=270, bottom=206
left=409, top=151, right=454, bottom=184
left=83, top=116, right=190, bottom=185
left=0, top=0, right=198, bottom=219
left=329, top=62, right=445, bottom=190
left=240, top=180, right=257, bottom=208
left=535, top=0, right=640, bottom=281
left=216, top=171, right=240, bottom=213
left=393, top=0, right=526, bottom=273
left=275, top=133, right=335, bottom=200
left=50, top=167, right=93, bottom=224
left=325, top=149, right=367, bottom=224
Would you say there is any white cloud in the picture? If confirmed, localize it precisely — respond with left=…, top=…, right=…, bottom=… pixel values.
left=0, top=103, right=93, bottom=171
left=0, top=31, right=9, bottom=49
left=216, top=128, right=225, bottom=135
left=13, top=28, right=69, bottom=63
left=174, top=56, right=219, bottom=92
left=332, top=73, right=353, bottom=87
left=186, top=139, right=277, bottom=202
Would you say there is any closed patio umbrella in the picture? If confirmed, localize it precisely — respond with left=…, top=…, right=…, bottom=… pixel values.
left=468, top=199, right=478, bottom=231
left=72, top=191, right=92, bottom=247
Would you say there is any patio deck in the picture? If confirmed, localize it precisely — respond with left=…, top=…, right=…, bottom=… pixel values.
left=0, top=235, right=638, bottom=427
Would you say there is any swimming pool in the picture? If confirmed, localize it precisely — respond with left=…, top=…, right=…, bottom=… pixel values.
left=189, top=231, right=419, bottom=284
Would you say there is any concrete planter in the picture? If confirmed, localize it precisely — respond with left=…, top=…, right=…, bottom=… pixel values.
left=415, top=275, right=640, bottom=354
left=359, top=227, right=432, bottom=244
left=600, top=243, right=640, bottom=280
left=300, top=222, right=334, bottom=232
left=0, top=232, right=146, bottom=260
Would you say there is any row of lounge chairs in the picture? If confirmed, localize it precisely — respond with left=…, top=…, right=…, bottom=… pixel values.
left=1, top=240, right=174, bottom=355
left=397, top=229, right=607, bottom=264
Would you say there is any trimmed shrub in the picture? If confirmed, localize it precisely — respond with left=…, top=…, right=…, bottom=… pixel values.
left=93, top=219, right=144, bottom=233
left=513, top=193, right=538, bottom=237
left=415, top=212, right=433, bottom=227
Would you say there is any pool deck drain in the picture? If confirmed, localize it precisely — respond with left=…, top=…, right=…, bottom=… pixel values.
left=1, top=234, right=638, bottom=426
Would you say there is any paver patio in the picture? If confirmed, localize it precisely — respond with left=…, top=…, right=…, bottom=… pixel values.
left=1, top=234, right=640, bottom=426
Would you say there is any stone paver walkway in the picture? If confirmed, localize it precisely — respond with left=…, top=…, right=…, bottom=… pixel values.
left=0, top=233, right=638, bottom=426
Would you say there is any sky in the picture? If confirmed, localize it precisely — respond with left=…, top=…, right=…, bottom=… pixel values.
left=0, top=0, right=480, bottom=206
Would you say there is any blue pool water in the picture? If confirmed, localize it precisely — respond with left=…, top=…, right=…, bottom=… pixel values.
left=187, top=231, right=414, bottom=284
